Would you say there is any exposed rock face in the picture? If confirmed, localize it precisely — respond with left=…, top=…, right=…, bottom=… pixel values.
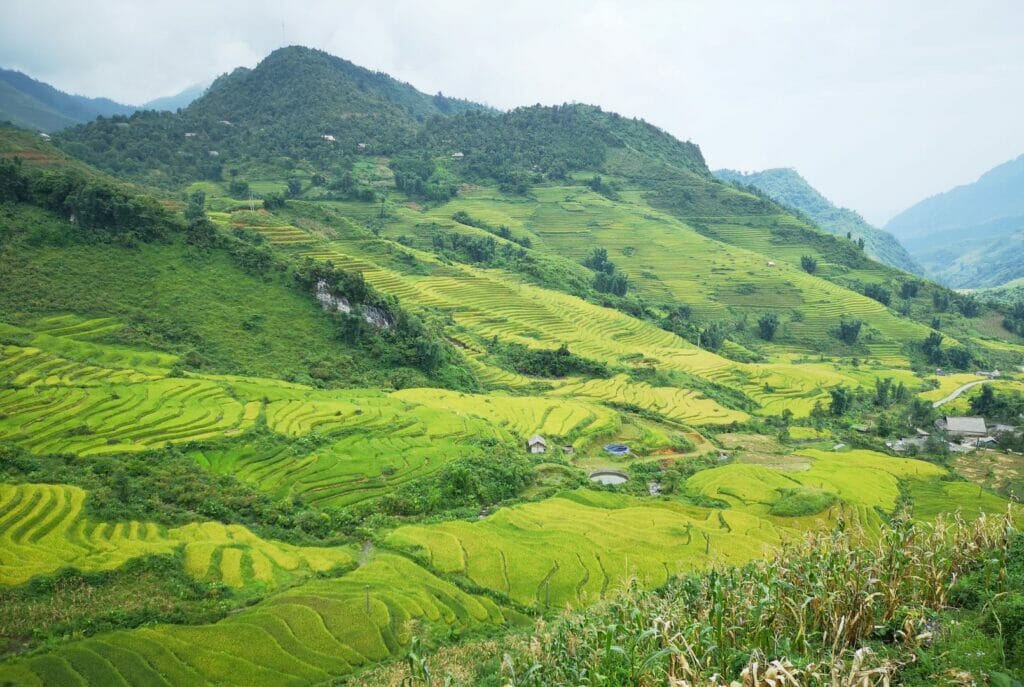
left=315, top=279, right=352, bottom=314
left=314, top=279, right=392, bottom=328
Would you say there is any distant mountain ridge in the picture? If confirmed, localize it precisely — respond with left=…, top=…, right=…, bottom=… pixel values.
left=885, top=154, right=1024, bottom=288
left=713, top=167, right=922, bottom=274
left=0, top=68, right=208, bottom=133
left=0, top=68, right=135, bottom=132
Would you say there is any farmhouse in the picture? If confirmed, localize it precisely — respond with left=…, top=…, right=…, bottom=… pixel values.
left=936, top=416, right=987, bottom=438
left=451, top=151, right=465, bottom=159
left=527, top=435, right=547, bottom=454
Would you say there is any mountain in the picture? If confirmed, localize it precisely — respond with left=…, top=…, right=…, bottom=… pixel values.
left=141, top=81, right=209, bottom=111
left=714, top=167, right=922, bottom=274
left=0, top=68, right=135, bottom=132
left=55, top=45, right=493, bottom=185
left=3, top=45, right=1024, bottom=686
left=885, top=154, right=1024, bottom=288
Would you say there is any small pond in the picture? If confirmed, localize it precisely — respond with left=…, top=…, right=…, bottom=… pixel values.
left=589, top=469, right=629, bottom=485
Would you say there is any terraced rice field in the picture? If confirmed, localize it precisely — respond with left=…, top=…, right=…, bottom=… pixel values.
left=392, top=388, right=621, bottom=447
left=387, top=490, right=787, bottom=608
left=291, top=236, right=855, bottom=417
left=685, top=449, right=950, bottom=529
left=0, top=377, right=258, bottom=455
left=0, top=483, right=353, bottom=587
left=547, top=374, right=747, bottom=425
left=0, top=554, right=518, bottom=686
left=208, top=210, right=312, bottom=245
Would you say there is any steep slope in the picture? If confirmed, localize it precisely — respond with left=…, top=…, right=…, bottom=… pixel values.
left=0, top=126, right=463, bottom=389
left=714, top=167, right=922, bottom=274
left=0, top=68, right=135, bottom=132
left=885, top=154, right=1024, bottom=288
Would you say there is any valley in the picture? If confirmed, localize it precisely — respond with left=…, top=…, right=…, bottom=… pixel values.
left=1, top=43, right=1023, bottom=686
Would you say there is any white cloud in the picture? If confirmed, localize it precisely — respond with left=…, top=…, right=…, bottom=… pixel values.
left=1, top=0, right=1022, bottom=222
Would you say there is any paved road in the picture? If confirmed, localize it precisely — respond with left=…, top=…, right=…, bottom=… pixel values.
left=931, top=379, right=991, bottom=408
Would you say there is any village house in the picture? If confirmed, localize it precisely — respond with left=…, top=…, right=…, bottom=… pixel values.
left=936, top=416, right=987, bottom=438
left=527, top=435, right=547, bottom=454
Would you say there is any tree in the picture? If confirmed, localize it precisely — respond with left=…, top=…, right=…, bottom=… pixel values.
left=286, top=178, right=302, bottom=197
left=699, top=322, right=727, bottom=351
left=829, top=386, right=854, bottom=416
left=971, top=385, right=996, bottom=416
left=922, top=331, right=944, bottom=365
left=800, top=255, right=817, bottom=274
left=262, top=193, right=286, bottom=210
left=582, top=247, right=614, bottom=274
left=758, top=313, right=780, bottom=341
left=899, top=281, right=920, bottom=299
left=184, top=190, right=206, bottom=224
left=228, top=180, right=249, bottom=199
left=863, top=283, right=892, bottom=306
left=945, top=346, right=972, bottom=370
left=836, top=318, right=862, bottom=345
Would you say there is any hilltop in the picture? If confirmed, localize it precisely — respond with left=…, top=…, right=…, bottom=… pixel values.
left=714, top=167, right=922, bottom=274
left=886, top=154, right=1024, bottom=288
left=2, top=44, right=1024, bottom=686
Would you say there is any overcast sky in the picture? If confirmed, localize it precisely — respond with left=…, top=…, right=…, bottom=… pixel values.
left=2, top=0, right=1022, bottom=224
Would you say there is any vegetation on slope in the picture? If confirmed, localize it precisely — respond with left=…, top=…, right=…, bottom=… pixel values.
left=714, top=167, right=922, bottom=274
left=497, top=513, right=1023, bottom=686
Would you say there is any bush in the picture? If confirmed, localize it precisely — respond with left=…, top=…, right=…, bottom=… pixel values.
left=768, top=487, right=837, bottom=516
left=863, top=283, right=892, bottom=306
left=757, top=313, right=780, bottom=341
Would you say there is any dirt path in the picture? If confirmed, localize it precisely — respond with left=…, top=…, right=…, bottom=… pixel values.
left=932, top=379, right=991, bottom=408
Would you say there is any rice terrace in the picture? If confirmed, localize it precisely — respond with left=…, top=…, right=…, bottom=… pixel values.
left=2, top=4, right=1024, bottom=686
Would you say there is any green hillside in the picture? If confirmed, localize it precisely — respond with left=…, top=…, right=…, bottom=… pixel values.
left=714, top=167, right=922, bottom=274
left=2, top=44, right=1024, bottom=686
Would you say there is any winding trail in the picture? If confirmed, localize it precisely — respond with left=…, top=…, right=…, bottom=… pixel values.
left=932, top=379, right=991, bottom=408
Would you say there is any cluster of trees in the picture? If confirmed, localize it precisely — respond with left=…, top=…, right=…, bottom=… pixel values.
left=389, top=154, right=457, bottom=202
left=863, top=283, right=892, bottom=306
left=931, top=289, right=982, bottom=317
left=431, top=231, right=502, bottom=264
left=492, top=341, right=609, bottom=378
left=585, top=174, right=620, bottom=200
left=583, top=247, right=628, bottom=296
left=0, top=156, right=178, bottom=242
left=1002, top=301, right=1024, bottom=337
left=873, top=377, right=907, bottom=408
left=970, top=385, right=1024, bottom=424
left=757, top=313, right=780, bottom=341
left=451, top=211, right=532, bottom=248
left=800, top=255, right=817, bottom=274
left=378, top=439, right=534, bottom=516
left=921, top=331, right=973, bottom=369
left=836, top=317, right=863, bottom=345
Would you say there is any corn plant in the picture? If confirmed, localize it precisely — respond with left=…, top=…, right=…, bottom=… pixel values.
left=502, top=511, right=1015, bottom=686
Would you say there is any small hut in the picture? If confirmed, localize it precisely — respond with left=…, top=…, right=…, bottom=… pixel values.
left=527, top=435, right=547, bottom=454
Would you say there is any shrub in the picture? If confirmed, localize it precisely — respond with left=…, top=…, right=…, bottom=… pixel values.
left=768, top=487, right=837, bottom=516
